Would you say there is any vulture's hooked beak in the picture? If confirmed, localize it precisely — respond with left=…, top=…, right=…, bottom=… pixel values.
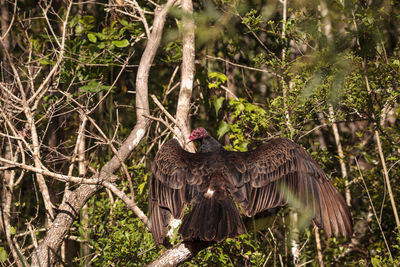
left=186, top=137, right=198, bottom=152
left=186, top=135, right=194, bottom=144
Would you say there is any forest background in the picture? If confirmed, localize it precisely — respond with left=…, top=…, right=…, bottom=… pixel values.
left=0, top=0, right=399, bottom=266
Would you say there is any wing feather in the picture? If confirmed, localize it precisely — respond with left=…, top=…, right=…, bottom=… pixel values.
left=225, top=138, right=352, bottom=237
left=149, top=139, right=212, bottom=244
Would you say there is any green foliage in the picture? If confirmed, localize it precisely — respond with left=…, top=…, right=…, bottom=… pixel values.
left=216, top=98, right=269, bottom=151
left=217, top=120, right=229, bottom=139
left=86, top=197, right=158, bottom=266
left=30, top=14, right=140, bottom=99
left=72, top=165, right=158, bottom=266
left=162, top=41, right=183, bottom=63
left=242, top=9, right=264, bottom=30
left=69, top=16, right=137, bottom=50
left=370, top=232, right=400, bottom=266
left=189, top=233, right=270, bottom=266
left=80, top=81, right=112, bottom=94
left=9, top=227, right=16, bottom=235
left=208, top=72, right=228, bottom=89
left=213, top=95, right=225, bottom=116
left=0, top=247, right=7, bottom=263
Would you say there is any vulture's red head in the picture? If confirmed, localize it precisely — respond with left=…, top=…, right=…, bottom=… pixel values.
left=189, top=127, right=209, bottom=142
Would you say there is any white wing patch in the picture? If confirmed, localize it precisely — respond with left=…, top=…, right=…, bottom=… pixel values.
left=205, top=188, right=215, bottom=198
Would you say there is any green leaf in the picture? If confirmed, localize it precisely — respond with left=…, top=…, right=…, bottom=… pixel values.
left=208, top=72, right=228, bottom=83
left=75, top=24, right=85, bottom=35
left=217, top=121, right=229, bottom=139
left=39, top=58, right=52, bottom=65
left=80, top=81, right=110, bottom=93
left=361, top=151, right=378, bottom=165
left=88, top=33, right=97, bottom=43
left=10, top=226, right=16, bottom=235
left=238, top=142, right=248, bottom=151
left=371, top=256, right=381, bottom=267
left=120, top=19, right=129, bottom=26
left=137, top=182, right=146, bottom=195
left=0, top=247, right=6, bottom=263
left=96, top=32, right=108, bottom=40
left=208, top=72, right=228, bottom=89
left=208, top=82, right=219, bottom=89
left=213, top=96, right=225, bottom=116
left=112, top=39, right=130, bottom=48
left=97, top=42, right=106, bottom=49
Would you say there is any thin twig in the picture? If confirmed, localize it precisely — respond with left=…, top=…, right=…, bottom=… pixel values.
left=126, top=0, right=151, bottom=37
left=151, top=95, right=179, bottom=125
left=206, top=55, right=282, bottom=78
left=355, top=158, right=392, bottom=260
left=89, top=52, right=133, bottom=114
left=144, top=115, right=180, bottom=138
left=0, top=0, right=17, bottom=42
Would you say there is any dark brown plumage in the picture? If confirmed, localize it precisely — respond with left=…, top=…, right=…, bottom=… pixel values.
left=148, top=128, right=352, bottom=245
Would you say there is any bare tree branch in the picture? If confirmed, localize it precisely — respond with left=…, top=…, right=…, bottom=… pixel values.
left=29, top=0, right=72, bottom=107
left=0, top=154, right=150, bottom=229
left=151, top=94, right=179, bottom=125
left=29, top=1, right=176, bottom=265
left=174, top=0, right=196, bottom=152
left=148, top=241, right=214, bottom=267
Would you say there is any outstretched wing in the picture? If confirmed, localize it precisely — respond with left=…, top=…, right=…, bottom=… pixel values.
left=225, top=138, right=352, bottom=237
left=149, top=139, right=213, bottom=244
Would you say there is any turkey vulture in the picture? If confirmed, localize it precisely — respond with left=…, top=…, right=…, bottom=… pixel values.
left=149, top=127, right=352, bottom=245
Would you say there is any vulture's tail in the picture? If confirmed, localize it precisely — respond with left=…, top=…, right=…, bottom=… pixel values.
left=149, top=199, right=171, bottom=245
left=179, top=191, right=246, bottom=242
